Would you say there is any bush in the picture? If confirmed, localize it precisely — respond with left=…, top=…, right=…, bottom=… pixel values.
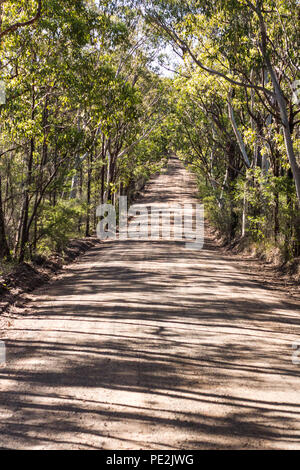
left=37, top=200, right=85, bottom=254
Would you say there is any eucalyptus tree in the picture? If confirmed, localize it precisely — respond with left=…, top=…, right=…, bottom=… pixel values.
left=0, top=0, right=170, bottom=261
left=140, top=0, right=300, bottom=204
left=0, top=0, right=43, bottom=259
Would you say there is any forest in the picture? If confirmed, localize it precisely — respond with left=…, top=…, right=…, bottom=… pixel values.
left=0, top=0, right=299, bottom=268
left=0, top=0, right=300, bottom=452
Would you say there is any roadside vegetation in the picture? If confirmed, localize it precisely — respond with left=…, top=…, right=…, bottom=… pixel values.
left=148, top=0, right=300, bottom=268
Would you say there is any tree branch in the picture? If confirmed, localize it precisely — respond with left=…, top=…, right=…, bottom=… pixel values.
left=0, top=0, right=42, bottom=40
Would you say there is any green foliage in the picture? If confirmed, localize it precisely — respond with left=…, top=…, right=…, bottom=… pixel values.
left=38, top=201, right=85, bottom=253
left=0, top=0, right=299, bottom=265
left=158, top=0, right=300, bottom=260
left=0, top=0, right=170, bottom=261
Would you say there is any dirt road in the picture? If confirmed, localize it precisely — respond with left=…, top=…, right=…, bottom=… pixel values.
left=0, top=158, right=299, bottom=449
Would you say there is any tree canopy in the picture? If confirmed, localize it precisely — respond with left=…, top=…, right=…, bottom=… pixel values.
left=0, top=0, right=299, bottom=263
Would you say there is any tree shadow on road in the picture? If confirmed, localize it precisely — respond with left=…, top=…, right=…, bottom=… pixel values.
left=0, top=235, right=299, bottom=449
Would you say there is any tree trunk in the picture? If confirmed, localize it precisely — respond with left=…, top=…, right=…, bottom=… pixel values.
left=228, top=93, right=251, bottom=169
left=258, top=9, right=300, bottom=204
left=0, top=174, right=11, bottom=260
left=242, top=181, right=248, bottom=238
left=85, top=150, right=93, bottom=237
left=19, top=138, right=34, bottom=262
